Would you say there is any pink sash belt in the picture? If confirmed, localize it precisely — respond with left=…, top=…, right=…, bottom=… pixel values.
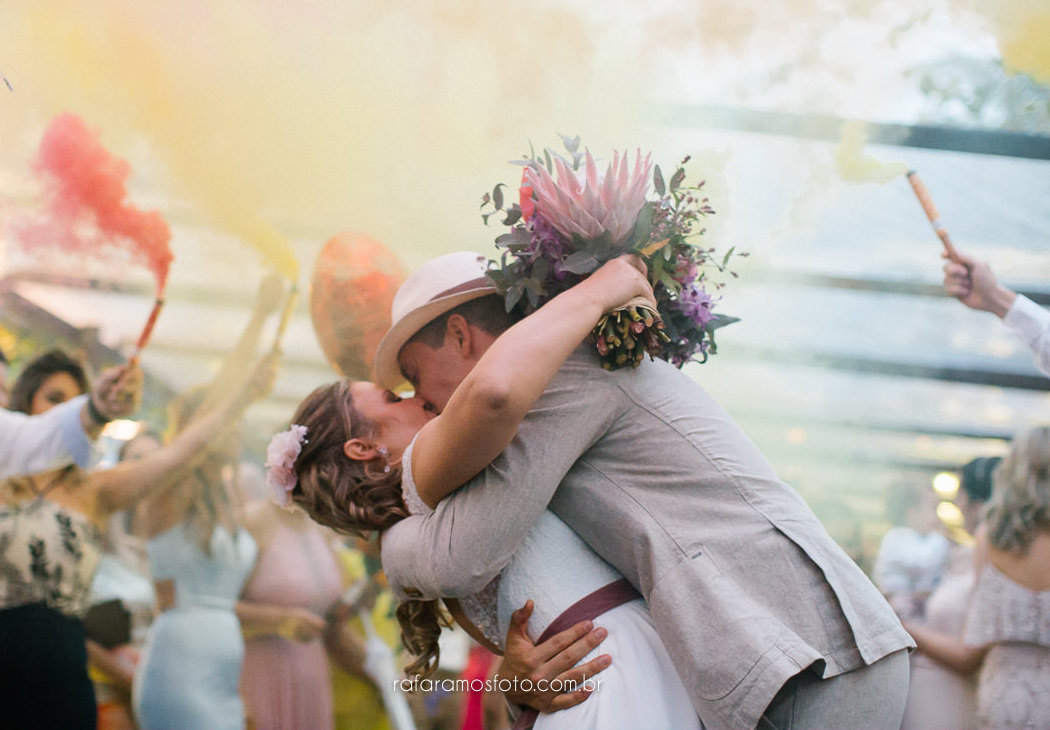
left=510, top=578, right=641, bottom=730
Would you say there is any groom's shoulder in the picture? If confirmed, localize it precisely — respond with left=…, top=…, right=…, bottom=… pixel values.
left=552, top=347, right=710, bottom=402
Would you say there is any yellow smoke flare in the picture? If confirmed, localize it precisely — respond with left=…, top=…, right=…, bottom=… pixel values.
left=834, top=120, right=908, bottom=185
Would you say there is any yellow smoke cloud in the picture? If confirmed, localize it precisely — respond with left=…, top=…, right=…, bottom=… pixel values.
left=0, top=0, right=655, bottom=280
left=834, top=120, right=908, bottom=184
left=982, top=0, right=1050, bottom=83
left=1, top=0, right=1041, bottom=284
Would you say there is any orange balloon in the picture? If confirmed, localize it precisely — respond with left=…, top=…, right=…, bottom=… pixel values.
left=309, top=232, right=405, bottom=380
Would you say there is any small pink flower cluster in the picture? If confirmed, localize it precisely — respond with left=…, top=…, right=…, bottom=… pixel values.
left=265, top=424, right=308, bottom=507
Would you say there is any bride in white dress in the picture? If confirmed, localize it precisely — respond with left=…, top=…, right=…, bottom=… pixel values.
left=400, top=444, right=700, bottom=729
left=269, top=256, right=702, bottom=729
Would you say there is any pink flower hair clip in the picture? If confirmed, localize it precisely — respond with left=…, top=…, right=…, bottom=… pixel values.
left=265, top=424, right=308, bottom=508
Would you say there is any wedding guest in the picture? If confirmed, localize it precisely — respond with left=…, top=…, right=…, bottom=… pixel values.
left=901, top=456, right=1000, bottom=730
left=133, top=274, right=286, bottom=730
left=0, top=351, right=276, bottom=730
left=460, top=644, right=509, bottom=730
left=943, top=250, right=1050, bottom=377
left=873, top=479, right=952, bottom=623
left=8, top=348, right=89, bottom=415
left=329, top=542, right=400, bottom=730
left=86, top=432, right=164, bottom=730
left=0, top=360, right=142, bottom=479
left=237, top=498, right=353, bottom=730
left=909, top=429, right=1050, bottom=728
left=4, top=353, right=149, bottom=729
left=962, top=427, right=1050, bottom=729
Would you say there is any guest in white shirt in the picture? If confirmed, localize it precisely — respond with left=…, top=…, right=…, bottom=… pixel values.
left=0, top=362, right=142, bottom=479
left=874, top=480, right=951, bottom=623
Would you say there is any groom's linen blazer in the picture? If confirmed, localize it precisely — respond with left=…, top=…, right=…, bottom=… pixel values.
left=382, top=346, right=914, bottom=730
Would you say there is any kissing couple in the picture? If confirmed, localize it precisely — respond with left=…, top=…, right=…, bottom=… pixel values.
left=268, top=143, right=913, bottom=730
left=267, top=248, right=913, bottom=730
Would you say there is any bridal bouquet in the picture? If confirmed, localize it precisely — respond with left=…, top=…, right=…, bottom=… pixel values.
left=481, top=136, right=742, bottom=370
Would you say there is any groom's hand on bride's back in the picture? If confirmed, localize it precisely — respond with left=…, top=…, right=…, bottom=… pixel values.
left=500, top=600, right=611, bottom=713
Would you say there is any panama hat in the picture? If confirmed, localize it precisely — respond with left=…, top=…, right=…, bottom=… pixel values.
left=373, top=251, right=497, bottom=390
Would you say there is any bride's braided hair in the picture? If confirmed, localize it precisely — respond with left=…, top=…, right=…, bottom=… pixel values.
left=289, top=381, right=405, bottom=532
left=287, top=380, right=449, bottom=678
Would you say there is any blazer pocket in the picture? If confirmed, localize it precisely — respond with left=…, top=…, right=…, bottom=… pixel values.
left=650, top=545, right=781, bottom=701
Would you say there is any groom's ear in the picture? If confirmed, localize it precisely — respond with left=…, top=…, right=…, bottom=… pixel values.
left=343, top=438, right=379, bottom=462
left=445, top=314, right=473, bottom=357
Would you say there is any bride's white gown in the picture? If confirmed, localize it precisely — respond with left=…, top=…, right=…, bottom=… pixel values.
left=402, top=441, right=701, bottom=730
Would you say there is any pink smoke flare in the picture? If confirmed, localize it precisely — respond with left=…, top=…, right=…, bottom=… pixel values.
left=21, top=113, right=174, bottom=294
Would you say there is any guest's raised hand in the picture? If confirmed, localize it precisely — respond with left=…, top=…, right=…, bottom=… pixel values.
left=243, top=350, right=281, bottom=404
left=942, top=251, right=1016, bottom=317
left=254, top=271, right=287, bottom=319
left=500, top=599, right=611, bottom=713
left=93, top=364, right=144, bottom=420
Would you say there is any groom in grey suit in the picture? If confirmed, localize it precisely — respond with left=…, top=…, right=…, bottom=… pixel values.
left=376, top=252, right=913, bottom=730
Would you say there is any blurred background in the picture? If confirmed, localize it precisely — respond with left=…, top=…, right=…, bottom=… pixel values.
left=2, top=0, right=1048, bottom=567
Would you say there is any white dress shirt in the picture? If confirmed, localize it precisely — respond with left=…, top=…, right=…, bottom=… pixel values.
left=0, top=394, right=93, bottom=479
left=1003, top=294, right=1050, bottom=377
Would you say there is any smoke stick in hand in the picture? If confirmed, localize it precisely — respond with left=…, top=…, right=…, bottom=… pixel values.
left=906, top=170, right=960, bottom=263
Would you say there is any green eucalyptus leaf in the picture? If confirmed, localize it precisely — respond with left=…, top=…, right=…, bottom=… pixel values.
left=559, top=133, right=581, bottom=154
left=561, top=251, right=601, bottom=275
left=502, top=207, right=522, bottom=226
left=505, top=283, right=524, bottom=312
left=653, top=165, right=666, bottom=197
left=706, top=313, right=741, bottom=332
left=525, top=280, right=541, bottom=308
left=630, top=203, right=654, bottom=250
left=492, top=183, right=505, bottom=210
left=657, top=269, right=679, bottom=293
left=532, top=256, right=549, bottom=282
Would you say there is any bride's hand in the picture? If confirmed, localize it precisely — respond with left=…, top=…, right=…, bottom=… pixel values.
left=579, top=255, right=657, bottom=314
left=500, top=600, right=612, bottom=713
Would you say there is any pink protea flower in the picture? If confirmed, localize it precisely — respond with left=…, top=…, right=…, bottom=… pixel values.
left=524, top=149, right=652, bottom=245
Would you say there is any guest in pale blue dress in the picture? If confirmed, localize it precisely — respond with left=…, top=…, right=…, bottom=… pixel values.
left=133, top=274, right=286, bottom=730
left=133, top=519, right=258, bottom=729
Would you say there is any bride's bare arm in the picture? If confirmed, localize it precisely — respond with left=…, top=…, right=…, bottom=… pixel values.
left=411, top=256, right=654, bottom=508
